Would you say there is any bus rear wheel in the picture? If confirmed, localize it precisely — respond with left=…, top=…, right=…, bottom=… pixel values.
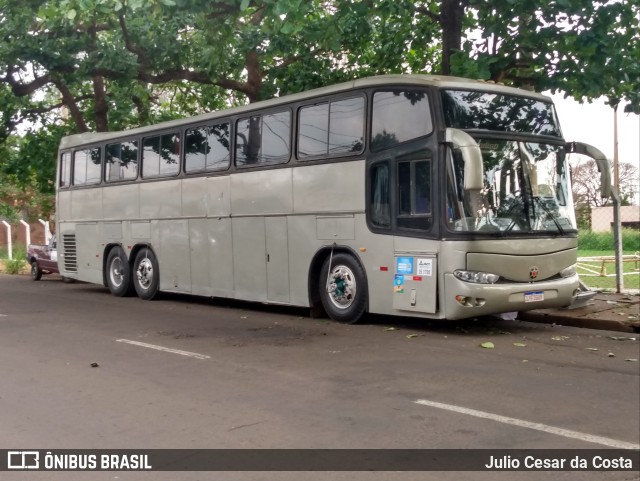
left=319, top=253, right=367, bottom=324
left=133, top=248, right=159, bottom=300
left=106, top=246, right=132, bottom=296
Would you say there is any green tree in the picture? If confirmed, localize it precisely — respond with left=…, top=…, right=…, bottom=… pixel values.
left=452, top=0, right=640, bottom=110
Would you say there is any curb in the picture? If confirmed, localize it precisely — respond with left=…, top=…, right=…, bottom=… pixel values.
left=520, top=293, right=640, bottom=333
left=520, top=311, right=639, bottom=333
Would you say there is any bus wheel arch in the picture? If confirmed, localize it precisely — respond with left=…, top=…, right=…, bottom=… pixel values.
left=103, top=244, right=134, bottom=297
left=308, top=247, right=369, bottom=324
left=131, top=245, right=160, bottom=300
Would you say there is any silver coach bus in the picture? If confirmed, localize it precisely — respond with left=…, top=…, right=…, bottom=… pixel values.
left=55, top=75, right=610, bottom=323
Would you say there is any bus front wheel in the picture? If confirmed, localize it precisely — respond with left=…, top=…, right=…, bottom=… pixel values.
left=106, top=246, right=133, bottom=296
left=319, top=253, right=367, bottom=324
left=133, top=248, right=159, bottom=300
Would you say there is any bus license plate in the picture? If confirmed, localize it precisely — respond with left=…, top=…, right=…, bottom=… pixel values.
left=524, top=291, right=544, bottom=303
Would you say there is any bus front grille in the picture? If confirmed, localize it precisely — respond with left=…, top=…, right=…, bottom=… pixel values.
left=62, top=234, right=78, bottom=273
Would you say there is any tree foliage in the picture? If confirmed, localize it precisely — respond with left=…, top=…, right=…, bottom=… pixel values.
left=1, top=0, right=638, bottom=203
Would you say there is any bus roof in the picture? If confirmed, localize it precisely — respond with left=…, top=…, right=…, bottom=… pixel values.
left=59, top=74, right=553, bottom=150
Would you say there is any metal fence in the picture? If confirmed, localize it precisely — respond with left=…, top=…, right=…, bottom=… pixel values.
left=577, top=193, right=640, bottom=293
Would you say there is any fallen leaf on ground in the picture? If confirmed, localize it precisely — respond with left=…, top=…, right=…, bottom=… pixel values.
left=513, top=342, right=527, bottom=347
left=406, top=334, right=419, bottom=339
left=480, top=342, right=495, bottom=349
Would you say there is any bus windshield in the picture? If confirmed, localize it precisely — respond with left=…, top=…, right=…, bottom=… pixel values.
left=446, top=140, right=577, bottom=234
left=442, top=90, right=561, bottom=137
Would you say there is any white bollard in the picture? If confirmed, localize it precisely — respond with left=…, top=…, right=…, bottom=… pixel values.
left=1, top=221, right=12, bottom=260
left=20, top=220, right=31, bottom=251
left=38, top=219, right=52, bottom=244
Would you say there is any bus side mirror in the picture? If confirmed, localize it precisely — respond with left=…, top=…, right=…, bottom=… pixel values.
left=445, top=128, right=483, bottom=191
left=566, top=142, right=611, bottom=199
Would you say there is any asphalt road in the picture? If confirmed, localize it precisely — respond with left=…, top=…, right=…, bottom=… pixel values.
left=1, top=274, right=639, bottom=481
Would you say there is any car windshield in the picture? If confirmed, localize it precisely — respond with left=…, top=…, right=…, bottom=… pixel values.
left=446, top=140, right=577, bottom=234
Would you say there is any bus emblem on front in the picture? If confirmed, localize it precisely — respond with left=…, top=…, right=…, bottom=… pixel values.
left=529, top=267, right=539, bottom=280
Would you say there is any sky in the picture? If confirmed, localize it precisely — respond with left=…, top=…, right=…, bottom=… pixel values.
left=550, top=93, right=640, bottom=171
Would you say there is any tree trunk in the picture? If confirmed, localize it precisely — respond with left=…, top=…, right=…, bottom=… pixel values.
left=439, top=0, right=467, bottom=75
left=92, top=75, right=109, bottom=132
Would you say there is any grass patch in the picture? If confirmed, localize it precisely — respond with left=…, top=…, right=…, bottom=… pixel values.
left=578, top=229, right=640, bottom=252
left=3, top=257, right=26, bottom=275
left=577, top=249, right=640, bottom=291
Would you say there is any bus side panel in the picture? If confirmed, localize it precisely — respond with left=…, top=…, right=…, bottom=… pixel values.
left=76, top=222, right=102, bottom=284
left=188, top=218, right=235, bottom=298
left=140, top=180, right=182, bottom=219
left=287, top=215, right=317, bottom=307
left=154, top=219, right=191, bottom=293
left=72, top=189, right=103, bottom=221
left=207, top=218, right=234, bottom=297
left=57, top=190, right=72, bottom=222
left=188, top=218, right=210, bottom=296
left=231, top=169, right=292, bottom=216
left=293, top=161, right=365, bottom=214
left=232, top=217, right=267, bottom=302
left=353, top=215, right=395, bottom=316
left=103, top=184, right=139, bottom=220
left=266, top=216, right=290, bottom=303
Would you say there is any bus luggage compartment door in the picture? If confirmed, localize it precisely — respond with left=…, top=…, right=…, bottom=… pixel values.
left=392, top=254, right=437, bottom=314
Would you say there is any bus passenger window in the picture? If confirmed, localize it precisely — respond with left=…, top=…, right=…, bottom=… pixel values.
left=106, top=140, right=138, bottom=182
left=185, top=123, right=230, bottom=172
left=73, top=147, right=101, bottom=186
left=371, top=91, right=432, bottom=151
left=143, top=133, right=180, bottom=178
left=329, top=97, right=364, bottom=155
left=298, top=103, right=329, bottom=158
left=297, top=97, right=364, bottom=160
left=59, top=152, right=71, bottom=187
left=236, top=111, right=290, bottom=166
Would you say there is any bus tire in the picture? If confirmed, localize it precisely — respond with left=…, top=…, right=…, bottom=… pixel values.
left=106, top=246, right=133, bottom=297
left=133, top=248, right=159, bottom=300
left=31, top=261, right=43, bottom=281
left=319, top=253, right=368, bottom=324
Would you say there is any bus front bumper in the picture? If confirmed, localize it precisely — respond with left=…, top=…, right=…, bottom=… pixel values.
left=443, top=273, right=581, bottom=320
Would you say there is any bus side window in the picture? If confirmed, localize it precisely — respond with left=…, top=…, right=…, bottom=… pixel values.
left=369, top=162, right=391, bottom=229
left=73, top=147, right=101, bottom=186
left=106, top=140, right=138, bottom=182
left=236, top=111, right=290, bottom=166
left=297, top=96, right=364, bottom=160
left=142, top=133, right=180, bottom=178
left=397, top=159, right=432, bottom=231
left=371, top=90, right=432, bottom=152
left=59, top=152, right=71, bottom=187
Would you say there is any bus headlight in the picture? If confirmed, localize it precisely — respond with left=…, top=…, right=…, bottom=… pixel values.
left=454, top=270, right=500, bottom=284
left=560, top=264, right=577, bottom=278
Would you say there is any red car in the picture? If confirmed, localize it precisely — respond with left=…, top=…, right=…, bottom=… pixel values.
left=27, top=235, right=61, bottom=280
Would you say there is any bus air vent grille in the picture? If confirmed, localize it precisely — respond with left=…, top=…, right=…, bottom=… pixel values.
left=62, top=234, right=78, bottom=273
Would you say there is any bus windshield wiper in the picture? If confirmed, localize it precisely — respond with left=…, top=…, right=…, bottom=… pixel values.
left=533, top=197, right=565, bottom=235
